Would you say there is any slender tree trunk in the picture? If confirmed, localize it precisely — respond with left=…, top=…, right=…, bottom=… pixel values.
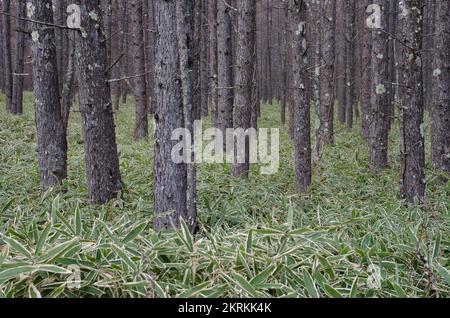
left=208, top=0, right=218, bottom=125
left=61, top=33, right=76, bottom=133
left=29, top=0, right=68, bottom=188
left=74, top=0, right=122, bottom=204
left=280, top=0, right=288, bottom=126
left=12, top=0, right=27, bottom=115
left=345, top=0, right=356, bottom=129
left=430, top=0, right=450, bottom=173
left=217, top=0, right=234, bottom=142
left=368, top=0, right=389, bottom=170
left=131, top=0, right=149, bottom=141
left=398, top=0, right=426, bottom=205
left=360, top=0, right=372, bottom=139
left=232, top=0, right=256, bottom=178
left=146, top=0, right=156, bottom=115
left=200, top=0, right=209, bottom=117
left=289, top=0, right=311, bottom=193
left=53, top=0, right=64, bottom=95
left=335, top=0, right=347, bottom=124
left=192, top=0, right=202, bottom=120
left=153, top=0, right=188, bottom=230
left=314, top=0, right=335, bottom=161
left=0, top=11, right=4, bottom=94
left=176, top=0, right=197, bottom=233
left=2, top=0, right=13, bottom=112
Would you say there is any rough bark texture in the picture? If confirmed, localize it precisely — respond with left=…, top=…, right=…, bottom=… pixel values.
left=153, top=0, right=188, bottom=230
left=200, top=0, right=209, bottom=117
left=53, top=0, right=65, bottom=95
left=29, top=0, right=68, bottom=188
left=360, top=0, right=372, bottom=139
left=131, top=0, right=149, bottom=141
left=314, top=0, right=335, bottom=161
left=335, top=0, right=347, bottom=124
left=2, top=0, right=13, bottom=112
left=74, top=0, right=122, bottom=204
left=61, top=32, right=76, bottom=133
left=398, top=0, right=426, bottom=205
left=430, top=0, right=450, bottom=173
left=12, top=0, right=26, bottom=115
left=208, top=0, right=218, bottom=125
left=368, top=0, right=389, bottom=170
left=176, top=0, right=197, bottom=233
left=232, top=0, right=256, bottom=178
left=217, top=0, right=234, bottom=141
left=289, top=0, right=311, bottom=193
left=345, top=0, right=356, bottom=129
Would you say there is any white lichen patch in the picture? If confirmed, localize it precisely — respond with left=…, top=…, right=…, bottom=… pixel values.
left=27, top=3, right=35, bottom=18
left=433, top=68, right=441, bottom=77
left=377, top=54, right=384, bottom=59
left=376, top=84, right=386, bottom=95
left=31, top=31, right=39, bottom=43
left=89, top=11, right=99, bottom=21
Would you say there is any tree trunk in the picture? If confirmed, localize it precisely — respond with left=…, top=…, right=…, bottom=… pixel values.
left=368, top=0, right=389, bottom=170
left=430, top=0, right=450, bottom=173
left=53, top=0, right=65, bottom=95
left=176, top=0, right=197, bottom=233
left=131, top=0, right=149, bottom=141
left=61, top=33, right=76, bottom=133
left=335, top=0, right=347, bottom=124
left=153, top=0, right=188, bottom=230
left=217, top=0, right=234, bottom=142
left=2, top=0, right=13, bottom=112
left=29, top=0, right=68, bottom=188
left=314, top=0, right=336, bottom=161
left=345, top=0, right=356, bottom=129
left=208, top=0, right=218, bottom=125
left=289, top=0, right=311, bottom=193
left=398, top=0, right=426, bottom=205
left=359, top=0, right=372, bottom=139
left=232, top=0, right=256, bottom=178
left=12, top=0, right=27, bottom=115
left=74, top=0, right=122, bottom=204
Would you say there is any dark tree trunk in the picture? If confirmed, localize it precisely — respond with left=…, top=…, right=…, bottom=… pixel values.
left=289, top=0, right=311, bottom=193
left=345, top=0, right=356, bottom=129
left=217, top=0, right=234, bottom=141
left=359, top=0, right=372, bottom=139
left=368, top=0, right=389, bottom=170
left=200, top=0, right=209, bottom=117
left=335, top=0, right=347, bottom=124
left=146, top=0, right=156, bottom=115
left=430, top=0, right=450, bottom=173
left=61, top=33, right=76, bottom=133
left=398, top=0, right=426, bottom=205
left=314, top=0, right=336, bottom=161
left=232, top=0, right=256, bottom=178
left=53, top=0, right=65, bottom=95
left=208, top=0, right=218, bottom=125
left=12, top=0, right=27, bottom=115
left=2, top=0, right=13, bottom=112
left=74, top=0, right=122, bottom=204
left=153, top=0, right=188, bottom=230
left=29, top=0, right=68, bottom=188
left=176, top=0, right=197, bottom=233
left=192, top=0, right=202, bottom=120
left=131, top=0, right=149, bottom=141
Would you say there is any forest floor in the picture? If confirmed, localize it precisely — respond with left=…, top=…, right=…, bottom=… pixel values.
left=0, top=92, right=448, bottom=298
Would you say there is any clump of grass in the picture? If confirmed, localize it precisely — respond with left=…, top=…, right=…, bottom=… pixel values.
left=0, top=93, right=448, bottom=298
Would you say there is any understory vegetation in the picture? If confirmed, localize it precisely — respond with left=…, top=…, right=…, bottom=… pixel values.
left=0, top=93, right=448, bottom=298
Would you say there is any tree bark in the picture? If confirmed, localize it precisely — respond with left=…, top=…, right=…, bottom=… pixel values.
left=29, top=0, right=68, bottom=188
left=131, top=0, right=149, bottom=141
left=359, top=0, right=372, bottom=139
left=232, top=0, right=256, bottom=178
left=430, top=0, right=450, bottom=173
left=2, top=0, right=13, bottom=112
left=398, top=0, right=426, bottom=205
left=217, top=0, right=234, bottom=142
left=368, top=0, right=389, bottom=170
left=74, top=0, right=122, bottom=204
left=12, top=0, right=27, bottom=115
left=153, top=0, right=188, bottom=230
left=208, top=0, right=218, bottom=125
left=289, top=0, right=311, bottom=193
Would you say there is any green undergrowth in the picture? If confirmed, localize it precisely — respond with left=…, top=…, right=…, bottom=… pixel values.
left=0, top=93, right=448, bottom=298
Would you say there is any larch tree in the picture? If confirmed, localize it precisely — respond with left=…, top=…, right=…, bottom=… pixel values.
left=208, top=0, right=218, bottom=125
left=289, top=0, right=311, bottom=193
left=200, top=0, right=209, bottom=117
left=131, top=0, right=149, bottom=141
left=74, top=0, right=122, bottom=204
left=153, top=0, right=188, bottom=230
left=368, top=0, right=389, bottom=170
left=28, top=0, right=68, bottom=188
left=335, top=0, right=347, bottom=124
left=398, top=0, right=426, bottom=205
left=314, top=0, right=336, bottom=160
left=344, top=0, right=356, bottom=129
left=11, top=0, right=26, bottom=115
left=359, top=0, right=372, bottom=139
left=232, top=0, right=256, bottom=178
left=216, top=0, right=234, bottom=142
left=2, top=0, right=13, bottom=113
left=430, top=0, right=449, bottom=173
left=176, top=0, right=197, bottom=232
